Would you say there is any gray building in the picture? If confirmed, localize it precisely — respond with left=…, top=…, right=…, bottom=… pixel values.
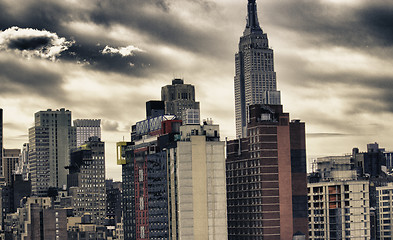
left=29, top=108, right=76, bottom=196
left=68, top=136, right=106, bottom=225
left=73, top=119, right=101, bottom=147
left=2, top=149, right=21, bottom=185
left=15, top=143, right=29, bottom=181
left=161, top=78, right=200, bottom=123
left=234, top=0, right=281, bottom=138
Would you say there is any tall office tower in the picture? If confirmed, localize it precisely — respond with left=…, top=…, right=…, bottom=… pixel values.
left=15, top=143, right=29, bottom=181
left=161, top=78, right=200, bottom=123
left=226, top=104, right=308, bottom=240
left=67, top=136, right=106, bottom=225
left=0, top=108, right=3, bottom=176
left=73, top=119, right=101, bottom=147
left=2, top=149, right=21, bottom=185
left=29, top=108, right=76, bottom=196
left=234, top=0, right=281, bottom=138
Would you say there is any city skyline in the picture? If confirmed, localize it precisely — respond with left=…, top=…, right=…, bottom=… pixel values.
left=1, top=0, right=393, bottom=180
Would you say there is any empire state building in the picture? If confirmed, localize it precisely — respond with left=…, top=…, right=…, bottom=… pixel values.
left=234, top=0, right=281, bottom=138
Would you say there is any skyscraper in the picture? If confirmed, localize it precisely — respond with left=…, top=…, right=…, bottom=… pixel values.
left=29, top=108, right=76, bottom=196
left=161, top=78, right=200, bottom=124
left=226, top=105, right=308, bottom=240
left=234, top=0, right=281, bottom=138
left=73, top=119, right=101, bottom=147
left=67, top=136, right=106, bottom=225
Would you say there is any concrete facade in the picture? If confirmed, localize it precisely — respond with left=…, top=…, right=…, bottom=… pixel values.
left=376, top=183, right=393, bottom=240
left=29, top=108, right=76, bottom=196
left=168, top=124, right=227, bottom=240
left=308, top=181, right=371, bottom=240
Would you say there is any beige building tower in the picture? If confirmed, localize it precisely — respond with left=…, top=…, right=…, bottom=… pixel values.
left=377, top=183, right=393, bottom=240
left=167, top=122, right=227, bottom=240
left=308, top=156, right=371, bottom=239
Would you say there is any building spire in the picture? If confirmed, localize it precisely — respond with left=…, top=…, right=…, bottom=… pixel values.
left=244, top=0, right=262, bottom=35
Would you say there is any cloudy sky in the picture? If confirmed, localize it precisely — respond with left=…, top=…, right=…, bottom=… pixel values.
left=1, top=0, right=393, bottom=180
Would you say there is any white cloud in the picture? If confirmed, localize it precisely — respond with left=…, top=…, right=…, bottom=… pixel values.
left=102, top=45, right=145, bottom=57
left=0, top=26, right=74, bottom=61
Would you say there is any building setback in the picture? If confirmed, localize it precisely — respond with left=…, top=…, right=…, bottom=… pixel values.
left=234, top=0, right=281, bottom=138
left=226, top=104, right=308, bottom=240
left=28, top=109, right=76, bottom=196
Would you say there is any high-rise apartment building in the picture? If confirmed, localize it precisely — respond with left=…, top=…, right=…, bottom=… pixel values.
left=73, top=119, right=101, bottom=147
left=2, top=149, right=21, bottom=185
left=226, top=104, right=308, bottom=240
left=67, top=136, right=106, bottom=225
left=118, top=80, right=227, bottom=240
left=308, top=181, right=371, bottom=240
left=376, top=183, right=393, bottom=240
left=234, top=0, right=281, bottom=138
left=29, top=108, right=76, bottom=196
left=161, top=78, right=200, bottom=123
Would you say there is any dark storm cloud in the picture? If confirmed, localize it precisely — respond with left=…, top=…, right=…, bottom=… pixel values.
left=269, top=0, right=393, bottom=51
left=8, top=36, right=51, bottom=50
left=0, top=27, right=73, bottom=60
left=0, top=56, right=65, bottom=98
left=0, top=0, right=224, bottom=75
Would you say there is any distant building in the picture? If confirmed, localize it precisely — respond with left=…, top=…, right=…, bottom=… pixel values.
left=67, top=136, right=106, bottom=225
left=106, top=180, right=122, bottom=226
left=352, top=143, right=386, bottom=177
left=161, top=78, right=200, bottom=122
left=15, top=143, right=29, bottom=181
left=73, top=119, right=101, bottom=147
left=12, top=197, right=68, bottom=240
left=308, top=181, right=371, bottom=240
left=384, top=151, right=393, bottom=171
left=29, top=108, right=76, bottom=196
left=226, top=104, right=308, bottom=240
left=2, top=149, right=20, bottom=185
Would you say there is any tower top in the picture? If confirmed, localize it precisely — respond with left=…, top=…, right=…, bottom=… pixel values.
left=244, top=0, right=263, bottom=36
